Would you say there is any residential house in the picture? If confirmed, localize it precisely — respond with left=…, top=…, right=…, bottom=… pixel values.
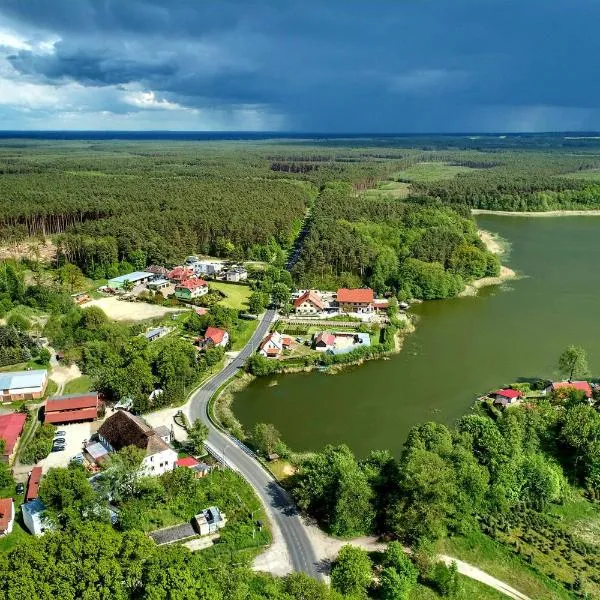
left=0, top=413, right=27, bottom=463
left=107, top=271, right=153, bottom=290
left=98, top=410, right=177, bottom=476
left=44, top=393, right=99, bottom=424
left=225, top=267, right=248, bottom=282
left=258, top=331, right=292, bottom=358
left=22, top=498, right=52, bottom=536
left=492, top=388, right=523, bottom=407
left=547, top=381, right=593, bottom=399
left=193, top=506, right=226, bottom=535
left=194, top=262, right=223, bottom=276
left=144, top=327, right=168, bottom=342
left=204, top=326, right=229, bottom=348
left=0, top=498, right=14, bottom=536
left=174, top=278, right=209, bottom=300
left=167, top=266, right=194, bottom=284
left=176, top=456, right=212, bottom=478
left=0, top=369, right=48, bottom=402
left=25, top=466, right=42, bottom=502
left=294, top=291, right=325, bottom=315
left=336, top=288, right=374, bottom=313
left=146, top=265, right=170, bottom=278
left=314, top=332, right=335, bottom=351
left=153, top=425, right=173, bottom=445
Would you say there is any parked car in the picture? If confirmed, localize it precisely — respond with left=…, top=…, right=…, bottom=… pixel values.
left=52, top=445, right=65, bottom=452
left=54, top=437, right=66, bottom=444
left=71, top=455, right=84, bottom=464
left=55, top=431, right=66, bottom=437
left=15, top=482, right=24, bottom=494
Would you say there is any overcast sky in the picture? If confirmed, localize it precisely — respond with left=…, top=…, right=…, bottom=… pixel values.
left=0, top=0, right=598, bottom=132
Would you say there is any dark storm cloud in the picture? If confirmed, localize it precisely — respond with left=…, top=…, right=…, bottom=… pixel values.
left=2, top=0, right=600, bottom=130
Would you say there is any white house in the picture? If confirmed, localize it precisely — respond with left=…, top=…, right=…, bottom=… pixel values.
left=0, top=497, right=14, bottom=536
left=225, top=267, right=248, bottom=282
left=204, top=327, right=229, bottom=348
left=194, top=506, right=227, bottom=535
left=22, top=498, right=52, bottom=536
left=194, top=262, right=224, bottom=276
left=98, top=410, right=177, bottom=476
left=293, top=290, right=325, bottom=315
left=258, top=331, right=293, bottom=358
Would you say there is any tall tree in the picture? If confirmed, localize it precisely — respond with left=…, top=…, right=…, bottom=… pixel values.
left=558, top=345, right=589, bottom=381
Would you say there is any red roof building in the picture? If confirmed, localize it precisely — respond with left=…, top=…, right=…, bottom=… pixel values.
left=314, top=332, right=336, bottom=349
left=176, top=456, right=200, bottom=468
left=167, top=266, right=194, bottom=283
left=551, top=381, right=593, bottom=398
left=44, top=393, right=99, bottom=424
left=337, top=288, right=374, bottom=312
left=0, top=413, right=27, bottom=460
left=25, top=466, right=42, bottom=502
left=0, top=498, right=14, bottom=535
left=294, top=291, right=325, bottom=313
left=177, top=278, right=207, bottom=291
left=204, top=326, right=229, bottom=347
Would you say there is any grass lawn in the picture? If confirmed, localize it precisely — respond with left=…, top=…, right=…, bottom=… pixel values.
left=210, top=282, right=251, bottom=310
left=411, top=577, right=507, bottom=600
left=63, top=375, right=93, bottom=395
left=548, top=491, right=600, bottom=546
left=230, top=318, right=258, bottom=351
left=438, top=531, right=573, bottom=600
left=0, top=485, right=31, bottom=553
left=393, top=162, right=475, bottom=183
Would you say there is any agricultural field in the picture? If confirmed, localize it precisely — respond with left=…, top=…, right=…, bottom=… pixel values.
left=360, top=180, right=411, bottom=199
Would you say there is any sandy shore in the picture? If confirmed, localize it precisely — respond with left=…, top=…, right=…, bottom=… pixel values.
left=472, top=209, right=600, bottom=217
left=459, top=229, right=516, bottom=296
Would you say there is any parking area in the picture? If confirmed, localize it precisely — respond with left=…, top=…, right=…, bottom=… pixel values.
left=38, top=421, right=94, bottom=471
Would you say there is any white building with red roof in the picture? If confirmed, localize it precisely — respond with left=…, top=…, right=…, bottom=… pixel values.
left=492, top=388, right=523, bottom=407
left=167, top=266, right=195, bottom=283
left=293, top=291, right=325, bottom=315
left=314, top=332, right=336, bottom=351
left=204, top=326, right=229, bottom=348
left=174, top=278, right=209, bottom=300
left=258, top=331, right=293, bottom=358
left=336, top=288, right=374, bottom=313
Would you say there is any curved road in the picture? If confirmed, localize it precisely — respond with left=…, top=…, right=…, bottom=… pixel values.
left=188, top=309, right=321, bottom=579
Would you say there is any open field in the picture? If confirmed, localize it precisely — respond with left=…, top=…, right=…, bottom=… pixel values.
left=438, top=531, right=573, bottom=600
left=361, top=180, right=411, bottom=199
left=63, top=375, right=92, bottom=395
left=85, top=297, right=184, bottom=321
left=393, top=162, right=476, bottom=182
left=411, top=578, right=507, bottom=600
left=210, top=281, right=252, bottom=310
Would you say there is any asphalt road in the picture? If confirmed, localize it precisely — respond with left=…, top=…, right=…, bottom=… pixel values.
left=188, top=309, right=321, bottom=579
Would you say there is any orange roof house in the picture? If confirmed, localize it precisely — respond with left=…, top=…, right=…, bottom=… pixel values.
left=0, top=413, right=27, bottom=462
left=25, top=466, right=42, bottom=502
left=336, top=288, right=374, bottom=312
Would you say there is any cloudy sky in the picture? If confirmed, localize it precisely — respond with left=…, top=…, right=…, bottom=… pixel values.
left=0, top=0, right=598, bottom=132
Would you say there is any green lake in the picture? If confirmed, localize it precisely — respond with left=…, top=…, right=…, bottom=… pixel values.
left=233, top=216, right=600, bottom=457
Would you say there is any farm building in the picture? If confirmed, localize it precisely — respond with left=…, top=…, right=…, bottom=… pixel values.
left=44, top=393, right=99, bottom=424
left=0, top=413, right=27, bottom=463
left=0, top=370, right=48, bottom=402
left=107, top=271, right=153, bottom=289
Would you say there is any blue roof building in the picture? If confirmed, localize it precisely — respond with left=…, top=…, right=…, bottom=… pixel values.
left=0, top=369, right=48, bottom=401
left=107, top=271, right=153, bottom=289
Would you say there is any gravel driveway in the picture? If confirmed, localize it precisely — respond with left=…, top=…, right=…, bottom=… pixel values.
left=38, top=421, right=93, bottom=471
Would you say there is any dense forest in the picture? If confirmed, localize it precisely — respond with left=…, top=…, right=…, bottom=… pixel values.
left=3, top=137, right=600, bottom=294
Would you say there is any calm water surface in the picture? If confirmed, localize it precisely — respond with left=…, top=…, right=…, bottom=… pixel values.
left=233, top=216, right=600, bottom=456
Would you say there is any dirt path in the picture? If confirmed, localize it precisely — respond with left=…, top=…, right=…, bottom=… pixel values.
left=473, top=209, right=600, bottom=217
left=310, top=533, right=531, bottom=599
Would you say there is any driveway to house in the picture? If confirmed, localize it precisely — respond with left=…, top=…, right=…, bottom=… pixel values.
left=37, top=421, right=92, bottom=471
left=187, top=309, right=322, bottom=579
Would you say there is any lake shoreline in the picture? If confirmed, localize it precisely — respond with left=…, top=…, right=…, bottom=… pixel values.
left=472, top=209, right=600, bottom=217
